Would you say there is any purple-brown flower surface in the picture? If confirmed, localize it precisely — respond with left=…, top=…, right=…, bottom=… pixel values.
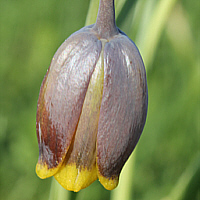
left=36, top=0, right=148, bottom=192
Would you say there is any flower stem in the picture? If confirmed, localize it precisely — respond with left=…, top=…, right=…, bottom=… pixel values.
left=162, top=153, right=200, bottom=200
left=110, top=152, right=136, bottom=200
left=93, top=0, right=118, bottom=38
left=49, top=178, right=70, bottom=200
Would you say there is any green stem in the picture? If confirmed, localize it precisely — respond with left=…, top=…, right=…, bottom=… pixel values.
left=162, top=153, right=200, bottom=200
left=49, top=178, right=71, bottom=200
left=85, top=0, right=100, bottom=25
left=110, top=152, right=136, bottom=200
left=135, top=0, right=178, bottom=67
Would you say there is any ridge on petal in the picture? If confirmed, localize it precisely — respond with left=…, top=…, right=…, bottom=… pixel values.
left=54, top=38, right=105, bottom=192
left=97, top=35, right=148, bottom=190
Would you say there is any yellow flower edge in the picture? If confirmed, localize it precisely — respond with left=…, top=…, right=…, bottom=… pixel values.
left=54, top=163, right=98, bottom=192
left=98, top=171, right=119, bottom=190
left=36, top=161, right=63, bottom=179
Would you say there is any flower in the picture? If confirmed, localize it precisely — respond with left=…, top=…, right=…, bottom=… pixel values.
left=36, top=0, right=148, bottom=192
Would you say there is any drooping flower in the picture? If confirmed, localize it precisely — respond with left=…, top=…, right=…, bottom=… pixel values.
left=36, top=0, right=148, bottom=192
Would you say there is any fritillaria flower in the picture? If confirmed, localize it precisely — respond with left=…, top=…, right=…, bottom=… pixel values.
left=36, top=0, right=148, bottom=192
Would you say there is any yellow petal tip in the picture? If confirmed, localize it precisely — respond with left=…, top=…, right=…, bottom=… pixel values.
left=98, top=174, right=119, bottom=190
left=54, top=163, right=97, bottom=192
left=36, top=162, right=59, bottom=179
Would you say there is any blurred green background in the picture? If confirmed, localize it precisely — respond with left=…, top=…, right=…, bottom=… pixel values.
left=0, top=0, right=199, bottom=199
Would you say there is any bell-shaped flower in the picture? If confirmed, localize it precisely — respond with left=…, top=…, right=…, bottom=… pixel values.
left=36, top=0, right=148, bottom=192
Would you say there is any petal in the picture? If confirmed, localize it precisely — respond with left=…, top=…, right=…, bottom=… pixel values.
left=36, top=28, right=102, bottom=179
left=54, top=40, right=105, bottom=192
left=97, top=35, right=148, bottom=190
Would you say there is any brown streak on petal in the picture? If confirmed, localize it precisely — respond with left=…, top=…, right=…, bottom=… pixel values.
left=36, top=28, right=102, bottom=170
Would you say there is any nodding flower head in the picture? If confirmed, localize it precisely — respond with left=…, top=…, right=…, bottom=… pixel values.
left=36, top=0, right=148, bottom=192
